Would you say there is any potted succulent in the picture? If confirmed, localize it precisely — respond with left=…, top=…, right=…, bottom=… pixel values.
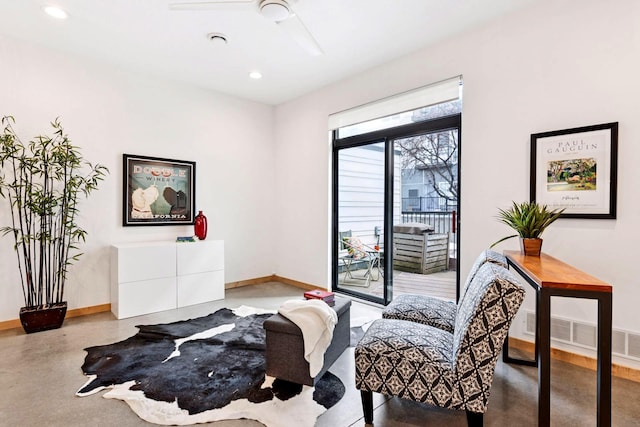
left=490, top=201, right=564, bottom=256
left=0, top=116, right=108, bottom=333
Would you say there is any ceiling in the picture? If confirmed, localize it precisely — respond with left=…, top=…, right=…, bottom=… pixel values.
left=0, top=0, right=535, bottom=105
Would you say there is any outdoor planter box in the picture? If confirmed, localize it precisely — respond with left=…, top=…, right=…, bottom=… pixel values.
left=393, top=224, right=449, bottom=274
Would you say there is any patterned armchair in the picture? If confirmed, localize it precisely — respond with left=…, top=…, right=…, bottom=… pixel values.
left=381, top=249, right=508, bottom=333
left=355, top=263, right=525, bottom=426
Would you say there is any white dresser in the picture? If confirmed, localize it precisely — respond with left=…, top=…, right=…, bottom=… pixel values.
left=110, top=240, right=225, bottom=319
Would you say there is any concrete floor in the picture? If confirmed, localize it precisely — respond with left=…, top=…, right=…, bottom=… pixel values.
left=1, top=282, right=639, bottom=427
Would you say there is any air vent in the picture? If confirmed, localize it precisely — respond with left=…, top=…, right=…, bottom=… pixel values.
left=612, top=330, right=626, bottom=355
left=573, top=322, right=597, bottom=348
left=629, top=333, right=640, bottom=359
left=550, top=317, right=571, bottom=342
left=521, top=310, right=640, bottom=361
left=526, top=312, right=536, bottom=334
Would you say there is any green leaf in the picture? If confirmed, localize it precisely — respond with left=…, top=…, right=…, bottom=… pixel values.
left=491, top=201, right=565, bottom=248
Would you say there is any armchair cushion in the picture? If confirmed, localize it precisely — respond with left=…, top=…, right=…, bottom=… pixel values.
left=355, top=319, right=456, bottom=405
left=382, top=294, right=456, bottom=333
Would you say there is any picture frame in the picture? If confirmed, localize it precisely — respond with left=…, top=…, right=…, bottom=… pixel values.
left=123, top=154, right=196, bottom=226
left=530, top=122, right=618, bottom=219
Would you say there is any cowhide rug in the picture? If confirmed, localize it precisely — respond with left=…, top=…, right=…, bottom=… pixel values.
left=76, top=306, right=345, bottom=426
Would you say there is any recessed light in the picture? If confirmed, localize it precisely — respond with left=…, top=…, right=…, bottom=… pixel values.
left=207, top=32, right=228, bottom=46
left=42, top=5, right=68, bottom=19
left=249, top=71, right=263, bottom=80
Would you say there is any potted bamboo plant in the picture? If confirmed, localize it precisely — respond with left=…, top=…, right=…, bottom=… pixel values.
left=0, top=116, right=108, bottom=333
left=490, top=201, right=564, bottom=256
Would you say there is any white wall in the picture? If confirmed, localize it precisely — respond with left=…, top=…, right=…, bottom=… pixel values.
left=275, top=0, right=640, bottom=367
left=0, top=35, right=276, bottom=322
left=2, top=0, right=639, bottom=367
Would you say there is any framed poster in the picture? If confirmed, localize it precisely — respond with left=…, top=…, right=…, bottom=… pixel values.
left=123, top=154, right=196, bottom=226
left=530, top=122, right=618, bottom=219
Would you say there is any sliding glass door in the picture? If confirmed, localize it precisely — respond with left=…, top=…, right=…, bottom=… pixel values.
left=333, top=114, right=461, bottom=305
left=392, top=127, right=458, bottom=302
left=334, top=141, right=389, bottom=303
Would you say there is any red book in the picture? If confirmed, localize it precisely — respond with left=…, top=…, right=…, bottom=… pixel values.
left=304, top=290, right=335, bottom=301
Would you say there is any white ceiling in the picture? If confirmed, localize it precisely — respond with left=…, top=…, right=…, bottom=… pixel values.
left=0, top=0, right=535, bottom=105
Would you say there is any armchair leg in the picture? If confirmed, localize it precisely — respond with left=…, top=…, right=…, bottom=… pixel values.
left=465, top=410, right=483, bottom=427
left=361, top=390, right=373, bottom=424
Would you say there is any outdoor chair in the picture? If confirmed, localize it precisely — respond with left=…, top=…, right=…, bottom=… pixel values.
left=355, top=262, right=525, bottom=426
left=338, top=230, right=380, bottom=287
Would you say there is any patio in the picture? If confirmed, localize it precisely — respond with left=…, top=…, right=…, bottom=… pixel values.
left=338, top=267, right=456, bottom=301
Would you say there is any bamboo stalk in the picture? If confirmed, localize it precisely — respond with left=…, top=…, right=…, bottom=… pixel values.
left=0, top=117, right=108, bottom=310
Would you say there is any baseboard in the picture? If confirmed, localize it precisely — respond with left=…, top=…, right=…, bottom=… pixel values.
left=225, top=275, right=280, bottom=289
left=67, top=303, right=111, bottom=318
left=509, top=337, right=640, bottom=383
left=272, top=275, right=325, bottom=291
left=0, top=303, right=111, bottom=332
left=224, top=274, right=325, bottom=292
left=0, top=318, right=21, bottom=331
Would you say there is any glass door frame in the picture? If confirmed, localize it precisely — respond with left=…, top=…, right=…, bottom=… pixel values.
left=332, top=134, right=391, bottom=305
left=332, top=114, right=462, bottom=305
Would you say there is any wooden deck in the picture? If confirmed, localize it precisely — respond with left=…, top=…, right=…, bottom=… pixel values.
left=338, top=267, right=456, bottom=301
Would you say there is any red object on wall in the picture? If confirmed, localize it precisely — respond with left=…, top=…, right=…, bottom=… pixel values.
left=194, top=211, right=208, bottom=240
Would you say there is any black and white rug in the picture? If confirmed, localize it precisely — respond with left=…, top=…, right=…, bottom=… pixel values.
left=76, top=306, right=345, bottom=426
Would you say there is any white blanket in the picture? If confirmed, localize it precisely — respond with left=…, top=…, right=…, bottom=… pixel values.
left=278, top=299, right=338, bottom=377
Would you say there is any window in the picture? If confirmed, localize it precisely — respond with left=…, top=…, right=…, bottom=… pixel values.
left=331, top=76, right=463, bottom=305
left=329, top=76, right=462, bottom=138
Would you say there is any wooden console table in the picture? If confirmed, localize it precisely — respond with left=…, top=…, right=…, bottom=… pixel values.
left=503, top=250, right=612, bottom=427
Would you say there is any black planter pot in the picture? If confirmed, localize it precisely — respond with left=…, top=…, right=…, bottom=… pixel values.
left=19, top=302, right=67, bottom=334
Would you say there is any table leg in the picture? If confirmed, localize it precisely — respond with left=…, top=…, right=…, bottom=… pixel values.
left=502, top=289, right=538, bottom=367
left=538, top=288, right=551, bottom=426
left=597, top=293, right=612, bottom=427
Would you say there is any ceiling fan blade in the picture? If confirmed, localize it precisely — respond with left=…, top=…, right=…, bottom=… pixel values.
left=169, top=0, right=254, bottom=10
left=277, top=13, right=323, bottom=56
